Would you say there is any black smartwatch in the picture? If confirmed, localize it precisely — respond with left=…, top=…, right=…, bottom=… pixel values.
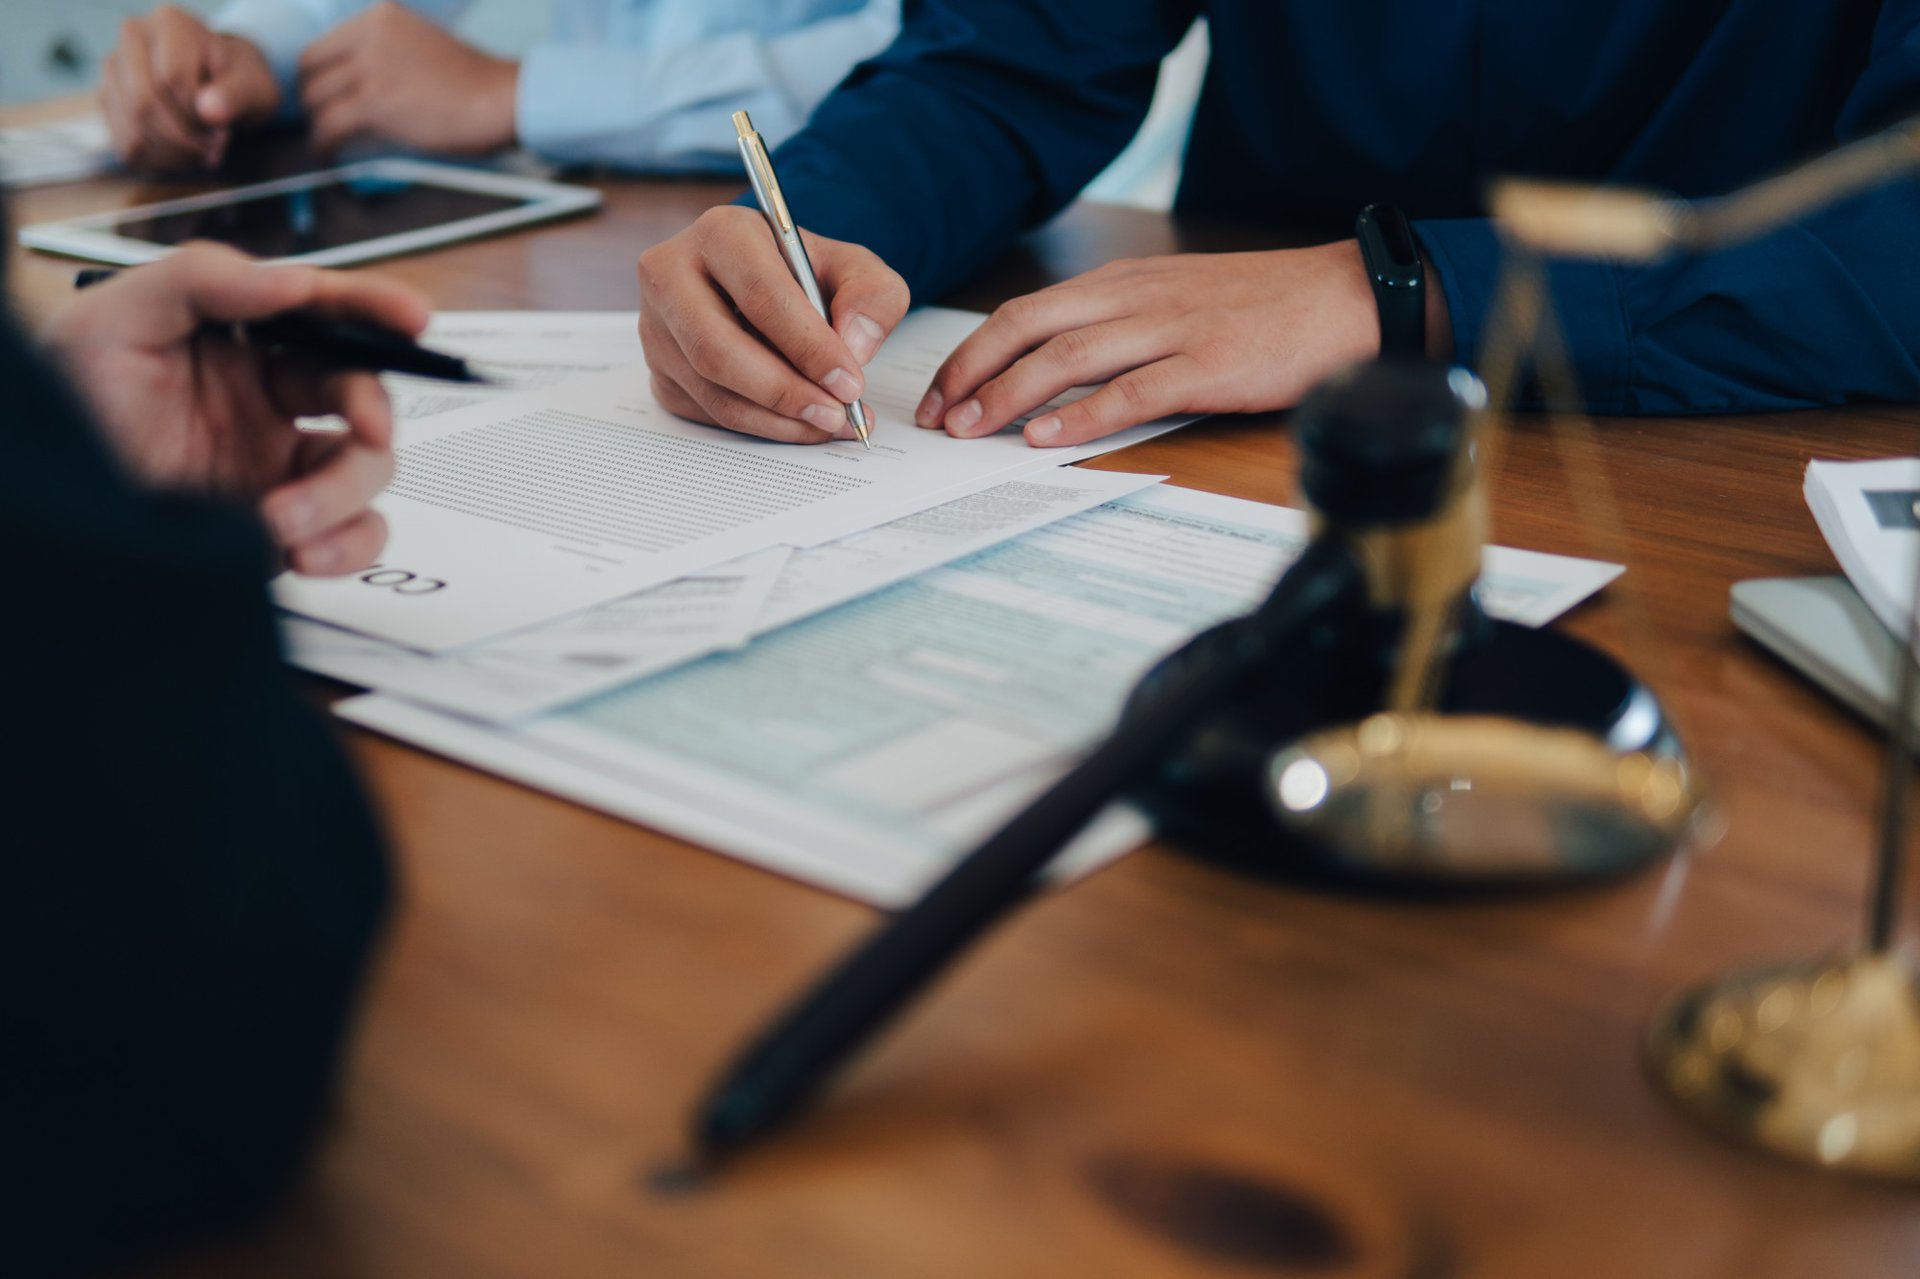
left=1355, top=203, right=1427, bottom=358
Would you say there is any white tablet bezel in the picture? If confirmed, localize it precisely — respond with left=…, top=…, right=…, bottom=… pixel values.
left=16, top=157, right=603, bottom=266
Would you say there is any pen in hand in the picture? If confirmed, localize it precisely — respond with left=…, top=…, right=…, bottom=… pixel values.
left=732, top=111, right=873, bottom=450
left=74, top=266, right=488, bottom=385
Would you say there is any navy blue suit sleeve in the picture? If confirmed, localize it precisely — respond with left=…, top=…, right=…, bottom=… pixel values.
left=758, top=0, right=1197, bottom=302
left=0, top=313, right=391, bottom=1278
left=1419, top=2, right=1920, bottom=414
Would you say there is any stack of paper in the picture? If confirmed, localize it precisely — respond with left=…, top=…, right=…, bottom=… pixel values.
left=1806, top=458, right=1920, bottom=643
left=338, top=486, right=1622, bottom=905
left=291, top=308, right=1624, bottom=907
left=285, top=466, right=1161, bottom=720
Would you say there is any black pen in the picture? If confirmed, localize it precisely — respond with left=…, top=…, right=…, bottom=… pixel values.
left=74, top=267, right=487, bottom=384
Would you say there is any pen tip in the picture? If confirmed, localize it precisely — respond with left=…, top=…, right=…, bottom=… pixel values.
left=646, top=1155, right=715, bottom=1197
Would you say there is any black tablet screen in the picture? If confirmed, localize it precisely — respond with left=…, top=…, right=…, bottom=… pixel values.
left=110, top=174, right=529, bottom=257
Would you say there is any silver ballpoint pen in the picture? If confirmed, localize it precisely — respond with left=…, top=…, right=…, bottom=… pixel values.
left=732, top=110, right=873, bottom=449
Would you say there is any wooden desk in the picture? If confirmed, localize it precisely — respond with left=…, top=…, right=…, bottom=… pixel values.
left=10, top=140, right=1920, bottom=1279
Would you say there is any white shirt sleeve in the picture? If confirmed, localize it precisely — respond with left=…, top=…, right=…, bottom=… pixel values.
left=514, top=0, right=900, bottom=173
left=213, top=0, right=473, bottom=108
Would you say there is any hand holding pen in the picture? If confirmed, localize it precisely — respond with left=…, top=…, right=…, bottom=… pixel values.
left=45, top=244, right=428, bottom=576
left=732, top=111, right=872, bottom=448
left=635, top=122, right=909, bottom=446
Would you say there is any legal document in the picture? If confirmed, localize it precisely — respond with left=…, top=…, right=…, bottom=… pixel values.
left=283, top=546, right=789, bottom=723
left=286, top=467, right=1159, bottom=721
left=275, top=307, right=1197, bottom=652
left=337, top=485, right=1623, bottom=907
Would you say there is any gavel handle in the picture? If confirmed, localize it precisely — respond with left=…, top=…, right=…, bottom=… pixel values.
left=693, top=533, right=1368, bottom=1159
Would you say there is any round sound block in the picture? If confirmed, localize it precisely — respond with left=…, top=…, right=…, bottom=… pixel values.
left=1124, top=617, right=1688, bottom=894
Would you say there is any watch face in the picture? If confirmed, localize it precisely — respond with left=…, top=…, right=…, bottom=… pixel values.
left=1361, top=205, right=1423, bottom=286
left=1374, top=210, right=1419, bottom=270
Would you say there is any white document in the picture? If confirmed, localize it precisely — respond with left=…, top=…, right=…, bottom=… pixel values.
left=336, top=485, right=1622, bottom=907
left=285, top=467, right=1159, bottom=721
left=1806, top=458, right=1920, bottom=644
left=274, top=307, right=1197, bottom=652
left=383, top=311, right=641, bottom=421
left=0, top=115, right=114, bottom=187
left=296, top=311, right=641, bottom=431
left=284, top=547, right=789, bottom=722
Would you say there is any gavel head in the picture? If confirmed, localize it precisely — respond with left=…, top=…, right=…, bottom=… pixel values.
left=1128, top=359, right=1707, bottom=891
left=1295, top=360, right=1490, bottom=654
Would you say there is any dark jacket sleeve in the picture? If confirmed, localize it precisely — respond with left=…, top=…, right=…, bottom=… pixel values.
left=0, top=313, right=392, bottom=1277
left=756, top=0, right=1197, bottom=302
left=1417, top=1, right=1920, bottom=414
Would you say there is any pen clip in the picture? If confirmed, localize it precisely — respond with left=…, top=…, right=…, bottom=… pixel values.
left=732, top=111, right=795, bottom=235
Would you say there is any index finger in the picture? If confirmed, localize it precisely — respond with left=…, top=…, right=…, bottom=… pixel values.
left=923, top=284, right=1112, bottom=428
left=134, top=245, right=429, bottom=343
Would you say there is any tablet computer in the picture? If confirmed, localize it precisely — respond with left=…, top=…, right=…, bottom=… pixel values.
left=17, top=157, right=602, bottom=266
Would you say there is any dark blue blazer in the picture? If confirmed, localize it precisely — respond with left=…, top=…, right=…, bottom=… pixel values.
left=768, top=0, right=1920, bottom=413
left=2, top=260, right=390, bottom=1274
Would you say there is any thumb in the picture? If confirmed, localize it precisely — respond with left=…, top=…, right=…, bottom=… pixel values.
left=196, top=40, right=278, bottom=127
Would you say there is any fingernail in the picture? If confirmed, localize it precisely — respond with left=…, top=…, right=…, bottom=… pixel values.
left=946, top=398, right=983, bottom=435
left=915, top=388, right=944, bottom=427
left=270, top=497, right=312, bottom=541
left=301, top=543, right=340, bottom=575
left=822, top=367, right=861, bottom=403
left=846, top=314, right=885, bottom=364
left=1028, top=414, right=1063, bottom=445
left=801, top=403, right=843, bottom=432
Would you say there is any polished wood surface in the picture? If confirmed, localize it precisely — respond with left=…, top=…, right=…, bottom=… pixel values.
left=10, top=119, right=1920, bottom=1279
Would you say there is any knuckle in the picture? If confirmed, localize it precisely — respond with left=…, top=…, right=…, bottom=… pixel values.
left=1045, top=327, right=1095, bottom=373
left=1112, top=374, right=1157, bottom=415
left=680, top=327, right=727, bottom=381
left=1187, top=328, right=1234, bottom=370
left=693, top=205, right=746, bottom=243
left=882, top=275, right=911, bottom=317
left=736, top=271, right=787, bottom=322
left=993, top=293, right=1043, bottom=333
left=763, top=382, right=813, bottom=420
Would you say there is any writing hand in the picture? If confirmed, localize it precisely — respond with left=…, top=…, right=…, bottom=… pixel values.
left=637, top=206, right=910, bottom=443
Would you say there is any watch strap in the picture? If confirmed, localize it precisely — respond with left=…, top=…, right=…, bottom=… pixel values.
left=1356, top=203, right=1427, bottom=358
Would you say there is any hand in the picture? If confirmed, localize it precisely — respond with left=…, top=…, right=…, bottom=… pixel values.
left=918, top=242, right=1420, bottom=447
left=637, top=206, right=910, bottom=443
left=41, top=244, right=430, bottom=576
left=298, top=2, right=519, bottom=156
left=100, top=5, right=280, bottom=172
